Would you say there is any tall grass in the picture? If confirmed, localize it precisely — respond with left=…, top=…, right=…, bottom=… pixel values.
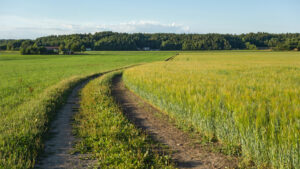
left=123, top=51, right=300, bottom=168
left=74, top=72, right=173, bottom=168
left=0, top=51, right=174, bottom=168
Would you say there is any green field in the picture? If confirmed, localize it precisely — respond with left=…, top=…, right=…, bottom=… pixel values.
left=0, top=51, right=175, bottom=168
left=124, top=51, right=300, bottom=168
left=74, top=71, right=174, bottom=168
left=1, top=50, right=299, bottom=168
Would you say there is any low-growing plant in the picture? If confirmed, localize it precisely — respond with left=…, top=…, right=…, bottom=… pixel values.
left=74, top=72, right=174, bottom=168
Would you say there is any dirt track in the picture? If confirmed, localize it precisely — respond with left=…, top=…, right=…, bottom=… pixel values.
left=111, top=75, right=238, bottom=169
left=34, top=80, right=95, bottom=169
left=34, top=66, right=136, bottom=169
left=34, top=55, right=238, bottom=168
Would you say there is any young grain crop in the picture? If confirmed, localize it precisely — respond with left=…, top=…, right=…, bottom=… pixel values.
left=123, top=51, right=300, bottom=169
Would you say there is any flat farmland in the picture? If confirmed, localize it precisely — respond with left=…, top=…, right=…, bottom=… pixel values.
left=123, top=51, right=300, bottom=168
left=0, top=51, right=175, bottom=168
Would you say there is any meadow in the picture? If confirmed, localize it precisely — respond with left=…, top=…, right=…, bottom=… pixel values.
left=123, top=51, right=300, bottom=168
left=0, top=51, right=175, bottom=168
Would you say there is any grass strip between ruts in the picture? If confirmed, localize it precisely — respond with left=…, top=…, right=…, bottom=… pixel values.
left=74, top=71, right=174, bottom=168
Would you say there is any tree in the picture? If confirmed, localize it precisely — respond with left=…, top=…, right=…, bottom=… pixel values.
left=182, top=41, right=192, bottom=50
left=59, top=44, right=65, bottom=53
left=38, top=47, right=47, bottom=54
left=160, top=40, right=180, bottom=50
left=0, top=45, right=7, bottom=50
left=70, top=43, right=80, bottom=52
left=223, top=40, right=232, bottom=50
left=267, top=38, right=279, bottom=47
left=7, top=42, right=14, bottom=50
left=3, top=32, right=300, bottom=53
left=275, top=44, right=290, bottom=51
left=245, top=42, right=257, bottom=50
left=65, top=43, right=71, bottom=51
left=20, top=47, right=26, bottom=55
left=20, top=40, right=34, bottom=54
left=80, top=45, right=86, bottom=52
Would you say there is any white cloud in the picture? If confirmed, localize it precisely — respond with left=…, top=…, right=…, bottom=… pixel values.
left=0, top=16, right=190, bottom=39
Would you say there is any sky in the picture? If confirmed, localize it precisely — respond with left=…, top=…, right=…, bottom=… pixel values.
left=0, top=0, right=299, bottom=39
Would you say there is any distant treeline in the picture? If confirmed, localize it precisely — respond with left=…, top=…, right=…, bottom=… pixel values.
left=1, top=32, right=300, bottom=54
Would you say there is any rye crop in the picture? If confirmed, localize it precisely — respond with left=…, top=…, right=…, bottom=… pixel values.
left=123, top=51, right=300, bottom=169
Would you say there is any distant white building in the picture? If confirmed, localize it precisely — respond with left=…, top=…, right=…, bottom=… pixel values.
left=86, top=48, right=92, bottom=51
left=143, top=47, right=150, bottom=51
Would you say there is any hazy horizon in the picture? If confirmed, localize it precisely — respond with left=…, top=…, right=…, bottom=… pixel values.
left=1, top=0, right=299, bottom=39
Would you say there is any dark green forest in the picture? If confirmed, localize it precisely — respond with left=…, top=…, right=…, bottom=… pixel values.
left=1, top=32, right=300, bottom=54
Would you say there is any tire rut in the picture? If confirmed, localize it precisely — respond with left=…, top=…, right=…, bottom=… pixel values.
left=34, top=65, right=140, bottom=169
left=34, top=79, right=95, bottom=169
left=111, top=75, right=238, bottom=169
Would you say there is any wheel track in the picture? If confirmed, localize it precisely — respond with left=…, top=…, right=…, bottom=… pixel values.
left=111, top=53, right=238, bottom=168
left=34, top=64, right=140, bottom=169
left=111, top=75, right=238, bottom=169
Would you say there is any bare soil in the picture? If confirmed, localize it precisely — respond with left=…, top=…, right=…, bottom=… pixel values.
left=111, top=75, right=238, bottom=169
left=34, top=80, right=95, bottom=169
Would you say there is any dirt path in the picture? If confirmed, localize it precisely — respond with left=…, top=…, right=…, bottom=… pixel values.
left=165, top=53, right=179, bottom=61
left=34, top=66, right=138, bottom=169
left=111, top=75, right=238, bottom=169
left=35, top=79, right=95, bottom=169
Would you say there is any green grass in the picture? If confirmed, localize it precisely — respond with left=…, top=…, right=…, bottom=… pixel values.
left=74, top=71, right=174, bottom=168
left=0, top=51, right=174, bottom=116
left=123, top=51, right=300, bottom=169
left=0, top=51, right=175, bottom=168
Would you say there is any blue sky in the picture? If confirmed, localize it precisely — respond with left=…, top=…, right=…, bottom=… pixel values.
left=0, top=0, right=299, bottom=39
